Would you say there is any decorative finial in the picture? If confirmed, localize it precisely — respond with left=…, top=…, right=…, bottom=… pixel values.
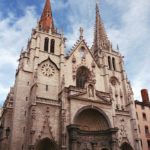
left=79, top=27, right=84, bottom=40
left=96, top=0, right=100, bottom=5
left=117, top=44, right=119, bottom=51
left=21, top=47, right=24, bottom=53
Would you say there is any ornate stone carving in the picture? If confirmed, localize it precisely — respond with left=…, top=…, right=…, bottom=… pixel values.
left=41, top=62, right=55, bottom=77
left=91, top=61, right=96, bottom=68
left=61, top=75, right=65, bottom=89
left=88, top=84, right=94, bottom=97
left=117, top=118, right=128, bottom=145
left=31, top=108, right=36, bottom=120
left=38, top=116, right=54, bottom=140
left=110, top=76, right=120, bottom=86
left=96, top=91, right=112, bottom=103
left=72, top=55, right=76, bottom=63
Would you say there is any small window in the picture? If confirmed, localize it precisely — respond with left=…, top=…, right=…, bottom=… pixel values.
left=50, top=39, right=55, bottom=53
left=143, top=113, right=147, bottom=121
left=46, top=85, right=48, bottom=91
left=22, top=144, right=24, bottom=150
left=26, top=97, right=28, bottom=101
left=136, top=112, right=139, bottom=120
left=23, top=127, right=25, bottom=133
left=44, top=37, right=49, bottom=52
left=112, top=57, right=116, bottom=71
left=24, top=111, right=26, bottom=117
left=148, top=140, right=150, bottom=149
left=80, top=47, right=86, bottom=59
left=141, top=105, right=145, bottom=110
left=108, top=56, right=112, bottom=70
left=138, top=125, right=141, bottom=133
left=145, top=126, right=149, bottom=135
left=141, top=140, right=143, bottom=148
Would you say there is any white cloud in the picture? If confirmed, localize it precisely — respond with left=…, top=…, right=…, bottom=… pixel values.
left=106, top=0, right=150, bottom=100
left=0, top=7, right=37, bottom=105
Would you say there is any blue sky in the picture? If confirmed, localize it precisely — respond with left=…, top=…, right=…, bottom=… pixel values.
left=0, top=0, right=150, bottom=106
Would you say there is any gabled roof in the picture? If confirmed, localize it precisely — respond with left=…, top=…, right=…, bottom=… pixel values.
left=65, top=38, right=100, bottom=68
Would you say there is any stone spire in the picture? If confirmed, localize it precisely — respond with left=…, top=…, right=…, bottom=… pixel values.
left=39, top=0, right=55, bottom=33
left=93, top=3, right=109, bottom=57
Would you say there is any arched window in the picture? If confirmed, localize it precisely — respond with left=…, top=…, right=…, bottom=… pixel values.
left=145, top=126, right=149, bottom=135
left=76, top=66, right=89, bottom=89
left=50, top=39, right=55, bottom=53
left=143, top=113, right=147, bottom=121
left=80, top=46, right=86, bottom=59
left=108, top=56, right=112, bottom=70
left=44, top=37, right=49, bottom=52
left=112, top=57, right=116, bottom=71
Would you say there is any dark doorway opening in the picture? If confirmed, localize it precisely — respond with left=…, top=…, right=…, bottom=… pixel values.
left=36, top=138, right=58, bottom=150
left=121, top=142, right=133, bottom=150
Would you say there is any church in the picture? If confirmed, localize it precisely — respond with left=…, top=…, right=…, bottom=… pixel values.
left=0, top=0, right=141, bottom=150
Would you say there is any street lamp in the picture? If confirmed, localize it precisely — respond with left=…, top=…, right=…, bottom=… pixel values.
left=0, top=126, right=10, bottom=141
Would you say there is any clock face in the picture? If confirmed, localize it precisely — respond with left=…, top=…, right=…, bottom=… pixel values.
left=41, top=63, right=55, bottom=77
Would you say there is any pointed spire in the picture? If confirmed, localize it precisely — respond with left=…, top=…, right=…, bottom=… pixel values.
left=93, top=3, right=109, bottom=56
left=39, top=0, right=55, bottom=33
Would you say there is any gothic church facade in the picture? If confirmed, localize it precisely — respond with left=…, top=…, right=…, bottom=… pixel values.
left=0, top=0, right=141, bottom=150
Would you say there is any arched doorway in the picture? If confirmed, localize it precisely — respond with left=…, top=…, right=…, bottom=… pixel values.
left=121, top=142, right=133, bottom=150
left=74, top=108, right=109, bottom=131
left=68, top=107, right=118, bottom=150
left=36, top=138, right=58, bottom=150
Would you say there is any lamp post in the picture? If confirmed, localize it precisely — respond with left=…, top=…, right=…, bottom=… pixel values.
left=0, top=126, right=11, bottom=150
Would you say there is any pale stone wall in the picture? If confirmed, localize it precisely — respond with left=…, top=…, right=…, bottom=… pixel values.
left=0, top=5, right=141, bottom=150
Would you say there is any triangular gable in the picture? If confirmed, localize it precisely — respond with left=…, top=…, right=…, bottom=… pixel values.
left=38, top=56, right=59, bottom=70
left=66, top=39, right=99, bottom=67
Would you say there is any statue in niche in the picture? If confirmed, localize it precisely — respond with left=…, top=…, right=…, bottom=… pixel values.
left=80, top=142, right=92, bottom=150
left=88, top=84, right=94, bottom=97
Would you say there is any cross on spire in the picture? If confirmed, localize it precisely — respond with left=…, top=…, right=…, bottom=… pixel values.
left=79, top=27, right=84, bottom=40
left=39, top=0, right=55, bottom=33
